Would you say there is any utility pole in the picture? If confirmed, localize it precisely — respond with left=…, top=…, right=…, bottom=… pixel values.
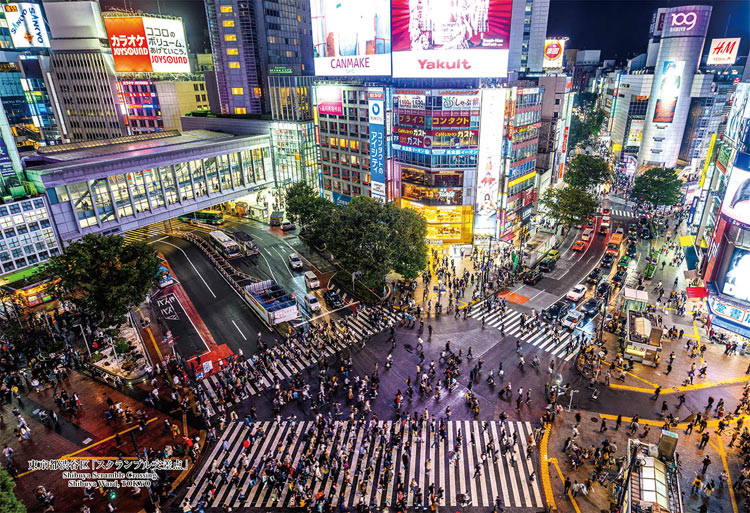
left=567, top=389, right=579, bottom=412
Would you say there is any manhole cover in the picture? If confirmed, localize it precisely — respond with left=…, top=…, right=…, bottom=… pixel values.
left=591, top=417, right=599, bottom=422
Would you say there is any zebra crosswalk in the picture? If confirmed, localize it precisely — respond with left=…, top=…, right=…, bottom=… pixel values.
left=470, top=306, right=579, bottom=361
left=198, top=309, right=403, bottom=417
left=610, top=209, right=636, bottom=218
left=184, top=419, right=544, bottom=510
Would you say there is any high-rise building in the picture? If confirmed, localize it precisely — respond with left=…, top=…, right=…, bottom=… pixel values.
left=18, top=55, right=62, bottom=146
left=508, top=0, right=550, bottom=74
left=639, top=5, right=712, bottom=169
left=204, top=0, right=313, bottom=115
left=533, top=75, right=574, bottom=198
left=116, top=79, right=210, bottom=134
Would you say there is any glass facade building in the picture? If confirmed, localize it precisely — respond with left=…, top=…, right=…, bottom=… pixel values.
left=0, top=197, right=60, bottom=275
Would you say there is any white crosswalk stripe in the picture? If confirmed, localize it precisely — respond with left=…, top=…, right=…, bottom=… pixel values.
left=197, top=310, right=404, bottom=417
left=611, top=209, right=636, bottom=218
left=184, top=420, right=544, bottom=509
left=470, top=307, right=581, bottom=361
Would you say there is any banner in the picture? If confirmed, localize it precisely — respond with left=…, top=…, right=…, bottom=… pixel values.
left=474, top=88, right=505, bottom=236
left=368, top=88, right=386, bottom=200
left=653, top=60, right=684, bottom=123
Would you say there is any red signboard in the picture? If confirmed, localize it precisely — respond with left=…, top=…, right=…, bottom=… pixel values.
left=104, top=17, right=151, bottom=72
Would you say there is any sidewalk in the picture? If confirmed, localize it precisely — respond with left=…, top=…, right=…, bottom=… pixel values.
left=3, top=369, right=198, bottom=513
left=544, top=410, right=738, bottom=513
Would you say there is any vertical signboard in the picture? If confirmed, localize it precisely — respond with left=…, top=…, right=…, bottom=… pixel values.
left=3, top=3, right=50, bottom=49
left=653, top=60, right=684, bottom=123
left=474, top=88, right=505, bottom=236
left=368, top=88, right=386, bottom=200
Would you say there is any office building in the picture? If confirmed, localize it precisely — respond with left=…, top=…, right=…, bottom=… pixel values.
left=570, top=50, right=601, bottom=92
left=533, top=75, right=574, bottom=198
left=508, top=0, right=550, bottom=74
left=116, top=79, right=210, bottom=134
left=204, top=0, right=313, bottom=115
left=43, top=0, right=128, bottom=142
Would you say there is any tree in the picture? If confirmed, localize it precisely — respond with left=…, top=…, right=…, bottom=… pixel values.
left=540, top=185, right=599, bottom=227
left=0, top=469, right=26, bottom=513
left=43, top=234, right=160, bottom=327
left=382, top=203, right=428, bottom=281
left=328, top=197, right=394, bottom=288
left=285, top=181, right=319, bottom=227
left=630, top=167, right=683, bottom=207
left=575, top=92, right=598, bottom=110
left=565, top=154, right=611, bottom=190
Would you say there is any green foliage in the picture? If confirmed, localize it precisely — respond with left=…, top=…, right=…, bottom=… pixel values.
left=568, top=107, right=606, bottom=151
left=540, top=185, right=599, bottom=227
left=287, top=186, right=429, bottom=288
left=574, top=92, right=598, bottom=110
left=630, top=167, right=683, bottom=207
left=43, top=234, right=160, bottom=328
left=566, top=154, right=611, bottom=190
left=0, top=469, right=25, bottom=513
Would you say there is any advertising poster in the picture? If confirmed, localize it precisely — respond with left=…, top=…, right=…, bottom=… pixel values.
left=104, top=16, right=190, bottom=73
left=722, top=247, right=750, bottom=302
left=721, top=151, right=750, bottom=229
left=626, top=120, right=644, bottom=147
left=367, top=88, right=386, bottom=200
left=309, top=0, right=391, bottom=76
left=707, top=38, right=741, bottom=65
left=474, top=88, right=505, bottom=236
left=542, top=39, right=565, bottom=68
left=391, top=0, right=512, bottom=78
left=315, top=86, right=344, bottom=115
left=653, top=60, right=684, bottom=123
left=3, top=3, right=49, bottom=49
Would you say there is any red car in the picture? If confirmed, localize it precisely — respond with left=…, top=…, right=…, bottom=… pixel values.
left=572, top=240, right=586, bottom=251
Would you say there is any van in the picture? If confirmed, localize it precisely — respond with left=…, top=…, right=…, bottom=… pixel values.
left=304, top=271, right=320, bottom=289
left=581, top=228, right=593, bottom=241
left=304, top=293, right=321, bottom=313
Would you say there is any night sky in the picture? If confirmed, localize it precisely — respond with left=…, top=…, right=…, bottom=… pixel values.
left=99, top=0, right=750, bottom=64
left=548, top=0, right=750, bottom=61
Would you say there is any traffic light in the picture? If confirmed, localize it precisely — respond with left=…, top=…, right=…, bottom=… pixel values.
left=109, top=490, right=117, bottom=501
left=92, top=341, right=98, bottom=349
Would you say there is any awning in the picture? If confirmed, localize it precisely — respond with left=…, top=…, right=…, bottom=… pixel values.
left=682, top=244, right=698, bottom=271
left=500, top=232, right=516, bottom=242
left=679, top=235, right=695, bottom=247
left=686, top=286, right=707, bottom=298
left=710, top=315, right=750, bottom=340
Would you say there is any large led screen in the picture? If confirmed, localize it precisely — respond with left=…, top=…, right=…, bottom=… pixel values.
left=652, top=60, right=684, bottom=123
left=391, top=0, right=512, bottom=78
left=310, top=0, right=392, bottom=76
left=722, top=152, right=750, bottom=229
left=723, top=247, right=750, bottom=302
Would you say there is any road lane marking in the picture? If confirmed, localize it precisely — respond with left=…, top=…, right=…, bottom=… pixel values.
left=275, top=246, right=297, bottom=279
left=153, top=239, right=216, bottom=298
left=258, top=249, right=278, bottom=282
left=231, top=320, right=247, bottom=340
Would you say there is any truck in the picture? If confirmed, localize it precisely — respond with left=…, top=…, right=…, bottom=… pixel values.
left=522, top=232, right=558, bottom=269
left=243, top=280, right=299, bottom=325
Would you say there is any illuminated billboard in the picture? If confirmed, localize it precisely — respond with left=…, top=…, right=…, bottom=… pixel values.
left=722, top=247, right=750, bottom=302
left=315, top=86, right=344, bottom=115
left=652, top=60, right=684, bottom=123
left=707, top=38, right=741, bottom=65
left=626, top=120, right=644, bottom=147
left=104, top=16, right=190, bottom=73
left=726, top=83, right=750, bottom=150
left=663, top=6, right=711, bottom=38
left=475, top=88, right=505, bottom=236
left=3, top=3, right=50, bottom=49
left=543, top=39, right=565, bottom=69
left=309, top=0, right=391, bottom=76
left=391, top=0, right=512, bottom=78
left=722, top=152, right=750, bottom=229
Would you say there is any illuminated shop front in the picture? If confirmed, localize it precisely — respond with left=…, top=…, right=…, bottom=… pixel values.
left=392, top=89, right=480, bottom=249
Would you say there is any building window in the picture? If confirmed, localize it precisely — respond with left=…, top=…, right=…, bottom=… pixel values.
left=229, top=62, right=240, bottom=68
left=224, top=34, right=237, bottom=41
left=235, top=107, right=246, bottom=114
left=220, top=5, right=232, bottom=12
left=232, top=88, right=244, bottom=95
left=227, top=48, right=239, bottom=55
left=222, top=20, right=235, bottom=27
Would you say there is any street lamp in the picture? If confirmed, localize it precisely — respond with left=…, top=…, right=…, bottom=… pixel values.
left=567, top=389, right=579, bottom=412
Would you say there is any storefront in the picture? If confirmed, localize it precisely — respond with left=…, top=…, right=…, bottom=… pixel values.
left=706, top=296, right=750, bottom=353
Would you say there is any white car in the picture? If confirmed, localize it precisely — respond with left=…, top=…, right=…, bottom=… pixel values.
left=288, top=253, right=303, bottom=271
left=566, top=284, right=587, bottom=302
left=562, top=310, right=585, bottom=330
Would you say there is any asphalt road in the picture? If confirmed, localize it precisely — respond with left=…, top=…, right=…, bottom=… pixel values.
left=152, top=236, right=266, bottom=357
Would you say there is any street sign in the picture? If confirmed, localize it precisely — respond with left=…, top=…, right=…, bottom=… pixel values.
left=196, top=371, right=204, bottom=380
left=203, top=360, right=213, bottom=375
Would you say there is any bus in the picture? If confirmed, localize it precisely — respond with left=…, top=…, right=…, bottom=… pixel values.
left=209, top=230, right=241, bottom=258
left=230, top=230, right=259, bottom=255
left=178, top=210, right=224, bottom=225
left=606, top=233, right=623, bottom=255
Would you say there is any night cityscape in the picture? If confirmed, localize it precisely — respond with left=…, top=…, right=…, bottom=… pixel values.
left=0, top=0, right=748, bottom=512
